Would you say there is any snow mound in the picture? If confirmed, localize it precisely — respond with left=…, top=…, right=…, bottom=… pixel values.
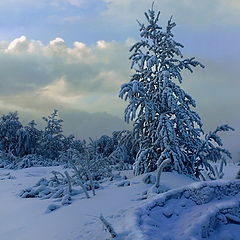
left=127, top=180, right=240, bottom=240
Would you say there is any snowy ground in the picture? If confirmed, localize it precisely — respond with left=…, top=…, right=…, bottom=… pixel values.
left=127, top=180, right=240, bottom=240
left=0, top=163, right=239, bottom=240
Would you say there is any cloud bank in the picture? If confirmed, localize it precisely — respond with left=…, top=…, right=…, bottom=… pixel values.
left=0, top=36, right=132, bottom=115
left=0, top=35, right=238, bottom=123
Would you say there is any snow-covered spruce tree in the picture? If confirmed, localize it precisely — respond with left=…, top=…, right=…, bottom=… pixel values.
left=38, top=110, right=65, bottom=160
left=0, top=112, right=22, bottom=155
left=119, top=5, right=233, bottom=177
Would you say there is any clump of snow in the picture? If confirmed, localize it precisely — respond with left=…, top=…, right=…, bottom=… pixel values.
left=46, top=204, right=61, bottom=213
left=142, top=173, right=156, bottom=184
left=0, top=172, right=16, bottom=180
left=117, top=180, right=130, bottom=187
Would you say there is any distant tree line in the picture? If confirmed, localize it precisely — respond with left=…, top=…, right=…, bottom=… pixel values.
left=0, top=110, right=138, bottom=176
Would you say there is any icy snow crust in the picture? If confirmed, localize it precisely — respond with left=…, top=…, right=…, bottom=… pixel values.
left=128, top=180, right=240, bottom=240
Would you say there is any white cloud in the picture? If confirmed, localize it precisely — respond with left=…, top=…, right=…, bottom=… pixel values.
left=97, top=40, right=109, bottom=49
left=6, top=36, right=43, bottom=53
left=0, top=35, right=239, bottom=120
left=0, top=36, right=130, bottom=115
left=38, top=78, right=82, bottom=105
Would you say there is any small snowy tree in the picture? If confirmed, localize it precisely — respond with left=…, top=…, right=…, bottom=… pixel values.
left=0, top=112, right=22, bottom=155
left=109, top=130, right=138, bottom=168
left=38, top=110, right=65, bottom=160
left=62, top=139, right=112, bottom=182
left=91, top=135, right=114, bottom=157
left=16, top=120, right=41, bottom=157
left=119, top=5, right=233, bottom=177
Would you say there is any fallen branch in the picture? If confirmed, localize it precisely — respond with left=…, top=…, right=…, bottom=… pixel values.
left=99, top=214, right=117, bottom=239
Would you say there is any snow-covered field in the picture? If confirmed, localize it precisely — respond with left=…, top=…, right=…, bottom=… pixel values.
left=0, top=163, right=239, bottom=240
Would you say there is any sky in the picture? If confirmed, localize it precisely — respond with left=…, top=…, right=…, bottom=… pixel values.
left=0, top=0, right=239, bottom=160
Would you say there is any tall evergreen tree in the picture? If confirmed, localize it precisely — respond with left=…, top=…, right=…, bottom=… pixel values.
left=119, top=5, right=233, bottom=177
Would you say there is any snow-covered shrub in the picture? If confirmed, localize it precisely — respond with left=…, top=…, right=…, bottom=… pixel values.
left=117, top=180, right=130, bottom=187
left=0, top=110, right=136, bottom=172
left=0, top=172, right=16, bottom=180
left=109, top=173, right=126, bottom=182
left=108, top=146, right=133, bottom=171
left=0, top=153, right=59, bottom=169
left=83, top=132, right=135, bottom=172
left=19, top=169, right=92, bottom=205
left=64, top=143, right=112, bottom=181
left=0, top=151, right=20, bottom=168
left=84, top=180, right=101, bottom=191
left=119, top=5, right=233, bottom=178
left=142, top=173, right=156, bottom=184
left=17, top=154, right=56, bottom=168
left=61, top=146, right=113, bottom=197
